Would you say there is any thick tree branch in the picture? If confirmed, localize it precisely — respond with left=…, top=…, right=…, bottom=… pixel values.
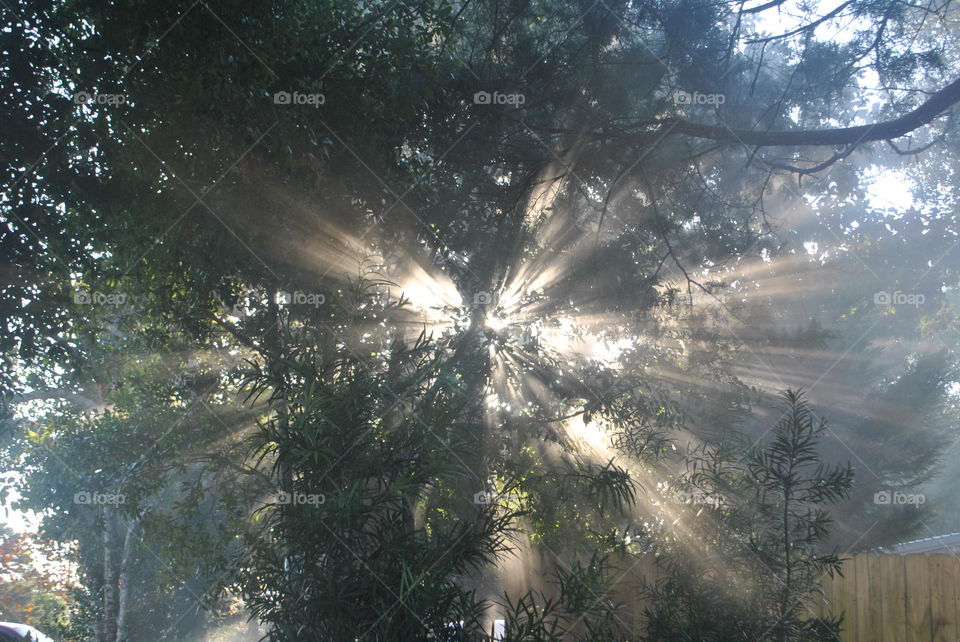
left=886, top=135, right=944, bottom=155
left=739, top=0, right=790, bottom=13
left=7, top=388, right=101, bottom=409
left=766, top=144, right=858, bottom=176
left=625, top=76, right=960, bottom=147
left=746, top=0, right=857, bottom=43
left=212, top=314, right=270, bottom=357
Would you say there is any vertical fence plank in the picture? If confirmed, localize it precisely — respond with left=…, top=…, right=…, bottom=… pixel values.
left=829, top=558, right=850, bottom=641
left=881, top=554, right=908, bottom=642
left=931, top=555, right=951, bottom=642
left=853, top=554, right=878, bottom=641
left=830, top=557, right=850, bottom=641
left=948, top=556, right=960, bottom=642
left=905, top=554, right=932, bottom=642
left=864, top=554, right=883, bottom=642
left=839, top=556, right=860, bottom=642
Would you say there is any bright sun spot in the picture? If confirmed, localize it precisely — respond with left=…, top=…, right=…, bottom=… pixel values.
left=485, top=313, right=508, bottom=330
left=863, top=166, right=916, bottom=211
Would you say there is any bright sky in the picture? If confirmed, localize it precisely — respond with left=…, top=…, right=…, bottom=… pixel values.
left=864, top=167, right=917, bottom=211
left=1, top=484, right=40, bottom=534
left=750, top=0, right=919, bottom=212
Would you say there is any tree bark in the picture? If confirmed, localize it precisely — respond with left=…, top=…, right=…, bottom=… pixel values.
left=100, top=507, right=119, bottom=642
left=116, top=518, right=138, bottom=642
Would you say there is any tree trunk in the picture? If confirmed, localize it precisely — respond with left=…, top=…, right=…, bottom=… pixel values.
left=100, top=507, right=120, bottom=642
left=116, top=518, right=138, bottom=641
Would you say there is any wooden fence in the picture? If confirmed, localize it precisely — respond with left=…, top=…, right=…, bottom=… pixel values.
left=607, top=552, right=960, bottom=641
left=812, top=553, right=960, bottom=642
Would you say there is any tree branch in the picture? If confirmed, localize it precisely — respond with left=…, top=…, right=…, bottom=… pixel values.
left=623, top=76, right=960, bottom=147
left=7, top=389, right=100, bottom=409
left=766, top=143, right=858, bottom=177
left=740, top=0, right=790, bottom=14
left=746, top=0, right=857, bottom=43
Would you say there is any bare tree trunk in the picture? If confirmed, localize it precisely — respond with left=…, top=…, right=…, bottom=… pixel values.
left=101, top=507, right=119, bottom=642
left=116, top=518, right=138, bottom=641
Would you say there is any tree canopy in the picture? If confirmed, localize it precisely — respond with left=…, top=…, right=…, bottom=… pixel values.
left=2, top=0, right=959, bottom=640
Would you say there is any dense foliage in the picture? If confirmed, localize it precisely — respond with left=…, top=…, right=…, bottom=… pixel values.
left=1, top=0, right=959, bottom=640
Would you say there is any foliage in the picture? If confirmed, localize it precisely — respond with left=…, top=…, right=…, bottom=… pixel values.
left=0, top=0, right=958, bottom=639
left=227, top=309, right=519, bottom=639
left=0, top=527, right=73, bottom=637
left=642, top=390, right=853, bottom=641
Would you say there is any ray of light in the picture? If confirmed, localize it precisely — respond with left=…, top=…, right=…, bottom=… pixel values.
left=391, top=256, right=465, bottom=339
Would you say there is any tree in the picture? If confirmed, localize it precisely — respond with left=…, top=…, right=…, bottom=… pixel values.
left=2, top=0, right=959, bottom=639
left=643, top=390, right=854, bottom=641
left=0, top=527, right=74, bottom=638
